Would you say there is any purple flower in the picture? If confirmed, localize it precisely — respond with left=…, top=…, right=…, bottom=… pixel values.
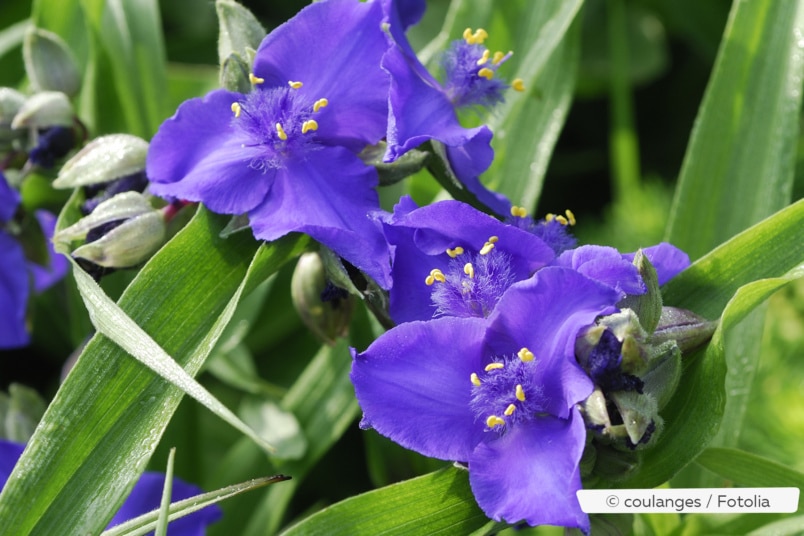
left=0, top=439, right=221, bottom=535
left=1, top=174, right=68, bottom=349
left=381, top=13, right=522, bottom=216
left=351, top=267, right=622, bottom=530
left=555, top=243, right=690, bottom=299
left=147, top=0, right=393, bottom=287
left=380, top=197, right=556, bottom=323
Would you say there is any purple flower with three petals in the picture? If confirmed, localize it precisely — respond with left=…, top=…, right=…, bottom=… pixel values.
left=147, top=0, right=393, bottom=287
left=351, top=267, right=623, bottom=531
left=379, top=197, right=556, bottom=323
left=0, top=439, right=221, bottom=535
left=381, top=11, right=523, bottom=216
left=1, top=174, right=68, bottom=349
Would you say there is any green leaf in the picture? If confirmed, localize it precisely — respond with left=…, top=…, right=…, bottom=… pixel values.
left=602, top=200, right=804, bottom=488
left=279, top=467, right=492, bottom=536
left=79, top=0, right=168, bottom=137
left=155, top=448, right=176, bottom=536
left=0, top=207, right=307, bottom=535
left=695, top=448, right=804, bottom=508
left=101, top=474, right=291, bottom=536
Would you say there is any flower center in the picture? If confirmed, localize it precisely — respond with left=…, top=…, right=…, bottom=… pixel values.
left=469, top=348, right=547, bottom=433
left=425, top=235, right=516, bottom=318
left=507, top=206, right=578, bottom=255
left=441, top=28, right=524, bottom=109
left=230, top=78, right=328, bottom=172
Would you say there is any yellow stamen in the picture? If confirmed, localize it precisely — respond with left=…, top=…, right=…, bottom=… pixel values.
left=516, top=384, right=526, bottom=402
left=504, top=403, right=516, bottom=416
left=425, top=268, right=446, bottom=285
left=463, top=28, right=474, bottom=43
left=470, top=373, right=481, bottom=386
left=476, top=50, right=490, bottom=66
left=473, top=28, right=489, bottom=44
left=565, top=209, right=576, bottom=226
left=288, top=80, right=303, bottom=89
left=545, top=213, right=555, bottom=222
left=464, top=262, right=475, bottom=279
left=249, top=73, right=264, bottom=85
left=479, top=241, right=495, bottom=255
left=510, top=205, right=528, bottom=218
left=512, top=78, right=525, bottom=92
left=446, top=246, right=464, bottom=258
left=478, top=67, right=494, bottom=80
left=302, top=119, right=318, bottom=134
left=486, top=415, right=505, bottom=428
left=313, top=98, right=329, bottom=112
left=488, top=236, right=499, bottom=244
left=517, top=347, right=534, bottom=362
left=492, top=51, right=506, bottom=64
left=275, top=123, right=288, bottom=141
left=485, top=362, right=504, bottom=372
left=231, top=102, right=242, bottom=118
left=556, top=215, right=569, bottom=226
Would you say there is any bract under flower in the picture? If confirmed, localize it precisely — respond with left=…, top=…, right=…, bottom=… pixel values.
left=379, top=197, right=555, bottom=323
left=147, top=0, right=393, bottom=287
left=351, top=267, right=622, bottom=531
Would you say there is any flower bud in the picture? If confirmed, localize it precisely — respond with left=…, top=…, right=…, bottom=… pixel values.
left=216, top=0, right=266, bottom=66
left=291, top=252, right=354, bottom=345
left=220, top=53, right=252, bottom=93
left=651, top=306, right=718, bottom=353
left=71, top=210, right=167, bottom=268
left=610, top=391, right=657, bottom=448
left=23, top=27, right=81, bottom=98
left=617, top=249, right=662, bottom=334
left=640, top=341, right=681, bottom=410
left=55, top=191, right=153, bottom=244
left=11, top=91, right=73, bottom=129
left=53, top=133, right=148, bottom=189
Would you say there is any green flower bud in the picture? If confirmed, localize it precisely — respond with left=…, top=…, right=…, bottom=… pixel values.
left=55, top=191, right=153, bottom=245
left=610, top=390, right=657, bottom=447
left=23, top=27, right=81, bottom=98
left=71, top=210, right=167, bottom=268
left=291, top=252, right=354, bottom=345
left=10, top=91, right=73, bottom=129
left=0, top=383, right=47, bottom=443
left=216, top=0, right=266, bottom=66
left=359, top=141, right=431, bottom=186
left=651, top=306, right=718, bottom=353
left=220, top=52, right=252, bottom=93
left=640, top=341, right=682, bottom=410
left=580, top=388, right=612, bottom=429
left=618, top=249, right=663, bottom=334
left=53, top=133, right=148, bottom=189
left=599, top=309, right=649, bottom=374
left=0, top=88, right=26, bottom=150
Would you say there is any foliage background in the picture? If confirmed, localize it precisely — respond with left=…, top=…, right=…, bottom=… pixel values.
left=0, top=0, right=802, bottom=534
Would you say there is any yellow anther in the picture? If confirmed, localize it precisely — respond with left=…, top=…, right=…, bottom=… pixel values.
left=473, top=28, right=488, bottom=44
left=486, top=415, right=506, bottom=428
left=479, top=241, right=495, bottom=255
left=476, top=50, right=490, bottom=66
left=565, top=209, right=576, bottom=226
left=504, top=403, right=517, bottom=416
left=288, top=80, right=303, bottom=89
left=517, top=347, right=534, bottom=362
left=516, top=384, right=526, bottom=402
left=545, top=213, right=555, bottom=222
left=488, top=236, right=499, bottom=244
left=231, top=102, right=242, bottom=118
left=446, top=246, right=464, bottom=258
left=425, top=268, right=446, bottom=285
left=485, top=362, right=504, bottom=372
left=512, top=78, right=525, bottom=92
left=470, top=372, right=481, bottom=386
left=510, top=205, right=528, bottom=218
left=302, top=119, right=319, bottom=134
left=478, top=67, right=494, bottom=80
left=492, top=51, right=506, bottom=64
left=463, top=28, right=474, bottom=42
left=313, top=98, right=329, bottom=112
left=464, top=262, right=475, bottom=279
left=249, top=73, right=264, bottom=85
left=275, top=123, right=288, bottom=141
left=556, top=215, right=569, bottom=226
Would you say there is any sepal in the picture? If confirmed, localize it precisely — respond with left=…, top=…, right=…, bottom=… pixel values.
left=22, top=27, right=81, bottom=98
left=53, top=134, right=148, bottom=189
